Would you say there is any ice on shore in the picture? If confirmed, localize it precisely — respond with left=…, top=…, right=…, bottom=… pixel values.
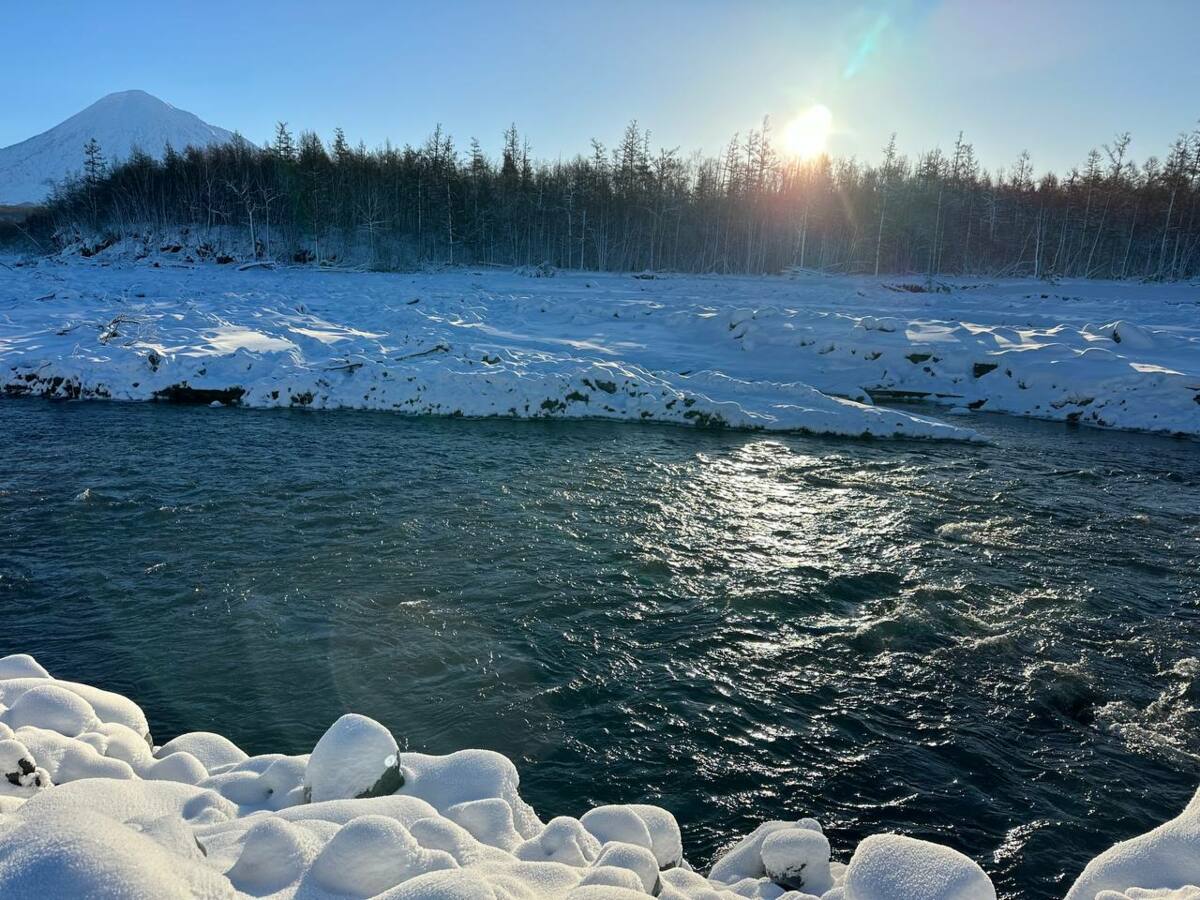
left=4, top=251, right=1197, bottom=439
left=0, top=653, right=1195, bottom=899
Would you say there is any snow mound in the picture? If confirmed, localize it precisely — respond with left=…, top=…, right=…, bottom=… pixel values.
left=1066, top=790, right=1200, bottom=899
left=841, top=834, right=995, bottom=899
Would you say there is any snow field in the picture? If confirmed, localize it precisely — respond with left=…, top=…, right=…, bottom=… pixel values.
left=4, top=246, right=1197, bottom=439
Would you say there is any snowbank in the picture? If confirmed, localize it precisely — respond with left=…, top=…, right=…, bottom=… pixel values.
left=0, top=653, right=1193, bottom=899
left=5, top=248, right=1193, bottom=440
left=4, top=251, right=1199, bottom=435
left=0, top=249, right=984, bottom=440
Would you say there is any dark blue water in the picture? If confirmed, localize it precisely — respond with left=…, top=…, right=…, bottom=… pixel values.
left=2, top=400, right=1198, bottom=898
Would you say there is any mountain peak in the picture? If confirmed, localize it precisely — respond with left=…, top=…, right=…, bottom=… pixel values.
left=0, top=92, right=234, bottom=204
left=98, top=89, right=161, bottom=102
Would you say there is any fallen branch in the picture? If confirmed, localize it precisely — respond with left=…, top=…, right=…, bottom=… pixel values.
left=394, top=342, right=450, bottom=361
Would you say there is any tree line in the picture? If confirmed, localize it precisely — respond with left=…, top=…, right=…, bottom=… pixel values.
left=17, top=118, right=1200, bottom=279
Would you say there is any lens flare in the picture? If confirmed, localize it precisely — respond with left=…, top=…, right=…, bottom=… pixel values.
left=784, top=105, right=833, bottom=159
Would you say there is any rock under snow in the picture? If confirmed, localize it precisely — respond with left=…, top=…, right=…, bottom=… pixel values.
left=842, top=834, right=995, bottom=900
left=303, top=713, right=402, bottom=803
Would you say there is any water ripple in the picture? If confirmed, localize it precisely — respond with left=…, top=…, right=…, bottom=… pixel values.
left=1, top=399, right=1198, bottom=899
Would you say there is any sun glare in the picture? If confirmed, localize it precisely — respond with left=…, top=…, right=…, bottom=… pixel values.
left=784, top=104, right=833, bottom=159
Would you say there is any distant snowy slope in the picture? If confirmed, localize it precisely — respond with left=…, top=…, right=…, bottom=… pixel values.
left=0, top=90, right=234, bottom=204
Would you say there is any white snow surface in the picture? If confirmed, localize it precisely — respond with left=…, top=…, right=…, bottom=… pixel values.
left=0, top=91, right=234, bottom=204
left=2, top=249, right=1200, bottom=439
left=0, top=654, right=1195, bottom=899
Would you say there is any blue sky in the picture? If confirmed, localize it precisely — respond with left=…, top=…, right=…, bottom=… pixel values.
left=6, top=0, right=1198, bottom=174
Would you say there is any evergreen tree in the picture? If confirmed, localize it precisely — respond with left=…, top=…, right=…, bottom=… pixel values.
left=273, top=122, right=296, bottom=161
left=83, top=138, right=106, bottom=186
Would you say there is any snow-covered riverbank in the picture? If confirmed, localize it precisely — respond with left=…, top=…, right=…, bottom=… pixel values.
left=3, top=249, right=1198, bottom=439
left=0, top=653, right=1193, bottom=899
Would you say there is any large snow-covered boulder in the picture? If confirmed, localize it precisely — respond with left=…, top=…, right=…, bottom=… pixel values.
left=515, top=816, right=601, bottom=866
left=304, top=714, right=402, bottom=803
left=843, top=834, right=996, bottom=900
left=591, top=842, right=660, bottom=894
left=580, top=805, right=654, bottom=854
left=0, top=676, right=149, bottom=738
left=709, top=819, right=826, bottom=886
left=398, top=748, right=544, bottom=838
left=0, top=808, right=235, bottom=898
left=761, top=827, right=834, bottom=894
left=224, top=817, right=327, bottom=895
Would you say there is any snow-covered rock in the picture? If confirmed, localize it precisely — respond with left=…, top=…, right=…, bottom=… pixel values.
left=842, top=834, right=995, bottom=900
left=155, top=732, right=248, bottom=772
left=1, top=683, right=99, bottom=737
left=761, top=827, right=834, bottom=894
left=308, top=815, right=458, bottom=896
left=304, top=713, right=402, bottom=803
left=0, top=738, right=50, bottom=798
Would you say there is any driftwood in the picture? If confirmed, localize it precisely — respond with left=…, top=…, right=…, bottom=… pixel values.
left=394, top=343, right=450, bottom=361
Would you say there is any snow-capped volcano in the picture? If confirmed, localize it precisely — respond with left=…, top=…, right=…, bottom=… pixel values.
left=0, top=90, right=234, bottom=204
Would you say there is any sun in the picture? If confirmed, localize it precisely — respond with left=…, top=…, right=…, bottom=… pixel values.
left=784, top=105, right=833, bottom=159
